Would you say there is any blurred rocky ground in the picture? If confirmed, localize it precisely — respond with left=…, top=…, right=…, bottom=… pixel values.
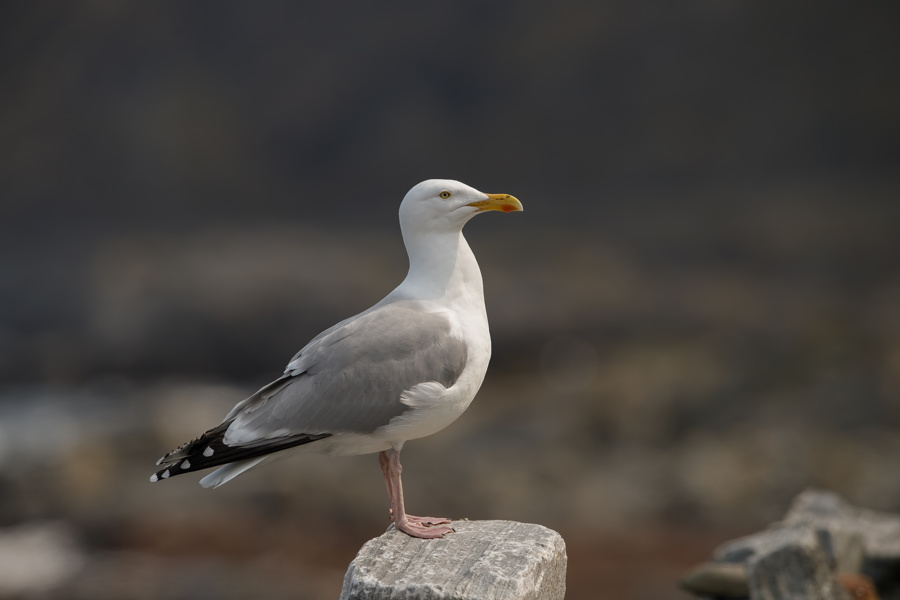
left=1, top=2, right=899, bottom=599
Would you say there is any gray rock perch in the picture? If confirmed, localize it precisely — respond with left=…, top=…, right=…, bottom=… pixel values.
left=340, top=520, right=567, bottom=600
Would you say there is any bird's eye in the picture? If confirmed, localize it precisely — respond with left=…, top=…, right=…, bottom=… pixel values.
left=439, top=191, right=452, bottom=199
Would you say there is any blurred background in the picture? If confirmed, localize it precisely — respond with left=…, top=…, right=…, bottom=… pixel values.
left=1, top=1, right=899, bottom=598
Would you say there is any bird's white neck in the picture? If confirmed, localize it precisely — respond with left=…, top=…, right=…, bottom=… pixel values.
left=389, top=229, right=484, bottom=307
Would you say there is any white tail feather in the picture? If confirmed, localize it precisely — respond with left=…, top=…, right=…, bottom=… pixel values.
left=199, top=456, right=269, bottom=488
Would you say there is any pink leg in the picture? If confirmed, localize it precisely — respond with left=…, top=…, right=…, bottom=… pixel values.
left=378, top=451, right=396, bottom=519
left=378, top=448, right=452, bottom=539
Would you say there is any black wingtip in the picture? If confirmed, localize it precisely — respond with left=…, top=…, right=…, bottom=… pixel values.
left=151, top=431, right=332, bottom=482
left=150, top=455, right=199, bottom=482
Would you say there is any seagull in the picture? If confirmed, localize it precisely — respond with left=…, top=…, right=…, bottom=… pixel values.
left=151, top=179, right=522, bottom=538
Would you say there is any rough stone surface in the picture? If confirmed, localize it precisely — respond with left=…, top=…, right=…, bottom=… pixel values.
left=340, top=520, right=567, bottom=600
left=743, top=527, right=851, bottom=600
left=784, top=489, right=900, bottom=562
left=783, top=489, right=900, bottom=600
left=715, top=524, right=865, bottom=577
left=683, top=490, right=900, bottom=600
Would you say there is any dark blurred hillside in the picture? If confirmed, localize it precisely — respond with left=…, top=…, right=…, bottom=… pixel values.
left=2, top=1, right=898, bottom=229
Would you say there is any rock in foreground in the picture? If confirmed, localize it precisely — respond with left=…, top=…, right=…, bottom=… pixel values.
left=340, top=520, right=567, bottom=600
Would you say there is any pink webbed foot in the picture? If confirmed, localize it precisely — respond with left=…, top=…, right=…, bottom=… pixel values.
left=379, top=449, right=454, bottom=539
left=395, top=515, right=454, bottom=539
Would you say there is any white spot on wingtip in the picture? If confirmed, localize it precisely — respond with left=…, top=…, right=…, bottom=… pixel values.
left=161, top=470, right=170, bottom=479
left=156, top=458, right=164, bottom=465
left=203, top=446, right=214, bottom=457
left=181, top=459, right=191, bottom=470
left=150, top=474, right=158, bottom=482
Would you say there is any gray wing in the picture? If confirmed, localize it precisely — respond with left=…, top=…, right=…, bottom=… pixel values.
left=224, top=303, right=469, bottom=444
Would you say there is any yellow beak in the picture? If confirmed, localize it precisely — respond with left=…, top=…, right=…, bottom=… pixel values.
left=467, top=193, right=523, bottom=213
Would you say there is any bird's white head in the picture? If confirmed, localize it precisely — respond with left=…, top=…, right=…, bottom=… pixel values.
left=392, top=179, right=522, bottom=301
left=398, top=179, right=522, bottom=235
